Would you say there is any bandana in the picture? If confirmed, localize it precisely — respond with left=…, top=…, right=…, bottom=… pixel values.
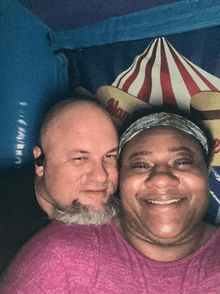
left=119, top=112, right=208, bottom=154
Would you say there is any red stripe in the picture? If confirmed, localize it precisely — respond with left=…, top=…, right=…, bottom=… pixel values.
left=160, top=39, right=176, bottom=106
left=115, top=65, right=131, bottom=88
left=137, top=38, right=160, bottom=102
left=121, top=40, right=154, bottom=93
left=167, top=42, right=201, bottom=97
left=183, top=56, right=219, bottom=92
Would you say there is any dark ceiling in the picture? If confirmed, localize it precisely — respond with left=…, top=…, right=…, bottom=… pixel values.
left=18, top=0, right=179, bottom=31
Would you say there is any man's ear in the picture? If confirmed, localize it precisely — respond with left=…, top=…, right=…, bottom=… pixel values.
left=33, top=146, right=44, bottom=176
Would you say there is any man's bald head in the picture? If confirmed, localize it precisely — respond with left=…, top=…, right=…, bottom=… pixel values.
left=33, top=97, right=119, bottom=221
left=39, top=98, right=115, bottom=149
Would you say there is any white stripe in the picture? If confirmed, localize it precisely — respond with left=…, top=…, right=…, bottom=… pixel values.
left=115, top=54, right=139, bottom=89
left=149, top=38, right=163, bottom=105
left=163, top=38, right=191, bottom=110
left=112, top=39, right=157, bottom=90
left=111, top=45, right=147, bottom=88
left=169, top=43, right=213, bottom=91
left=112, top=47, right=147, bottom=89
left=128, top=40, right=156, bottom=98
left=185, top=58, right=220, bottom=90
left=112, top=60, right=134, bottom=88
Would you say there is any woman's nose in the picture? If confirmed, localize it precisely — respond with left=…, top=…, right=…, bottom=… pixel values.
left=144, top=165, right=180, bottom=189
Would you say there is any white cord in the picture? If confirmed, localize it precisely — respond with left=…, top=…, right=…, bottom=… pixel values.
left=210, top=190, right=220, bottom=205
left=211, top=167, right=220, bottom=182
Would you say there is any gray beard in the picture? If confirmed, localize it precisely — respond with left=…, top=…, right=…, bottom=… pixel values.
left=50, top=195, right=120, bottom=226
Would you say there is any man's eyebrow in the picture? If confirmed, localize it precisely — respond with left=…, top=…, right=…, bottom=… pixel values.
left=107, top=147, right=119, bottom=153
left=69, top=150, right=90, bottom=155
left=68, top=148, right=118, bottom=155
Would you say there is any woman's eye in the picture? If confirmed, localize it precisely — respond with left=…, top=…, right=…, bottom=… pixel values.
left=131, top=162, right=151, bottom=170
left=174, top=158, right=194, bottom=168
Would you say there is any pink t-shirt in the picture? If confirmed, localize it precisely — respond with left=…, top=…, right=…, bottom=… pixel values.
left=1, top=221, right=220, bottom=293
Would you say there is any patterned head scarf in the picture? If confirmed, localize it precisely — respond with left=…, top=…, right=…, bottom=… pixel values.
left=119, top=112, right=208, bottom=154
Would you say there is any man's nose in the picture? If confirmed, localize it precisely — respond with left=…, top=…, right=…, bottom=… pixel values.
left=87, top=161, right=108, bottom=182
left=144, top=165, right=180, bottom=189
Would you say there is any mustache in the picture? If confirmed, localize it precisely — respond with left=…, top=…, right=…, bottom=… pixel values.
left=81, top=182, right=112, bottom=190
left=81, top=181, right=117, bottom=193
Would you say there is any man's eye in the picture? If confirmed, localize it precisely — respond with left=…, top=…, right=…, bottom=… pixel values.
left=73, top=157, right=86, bottom=160
left=104, top=154, right=118, bottom=161
left=72, top=157, right=87, bottom=165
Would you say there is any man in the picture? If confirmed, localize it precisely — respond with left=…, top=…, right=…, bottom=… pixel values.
left=33, top=98, right=119, bottom=223
left=0, top=97, right=119, bottom=274
left=1, top=109, right=220, bottom=293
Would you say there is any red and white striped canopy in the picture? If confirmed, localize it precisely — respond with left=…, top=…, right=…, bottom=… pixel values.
left=112, top=37, right=220, bottom=110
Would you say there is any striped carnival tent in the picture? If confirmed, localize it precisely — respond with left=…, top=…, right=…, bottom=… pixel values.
left=111, top=37, right=220, bottom=110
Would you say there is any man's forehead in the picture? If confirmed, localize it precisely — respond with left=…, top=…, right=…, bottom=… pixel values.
left=66, top=147, right=118, bottom=155
left=42, top=102, right=115, bottom=143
